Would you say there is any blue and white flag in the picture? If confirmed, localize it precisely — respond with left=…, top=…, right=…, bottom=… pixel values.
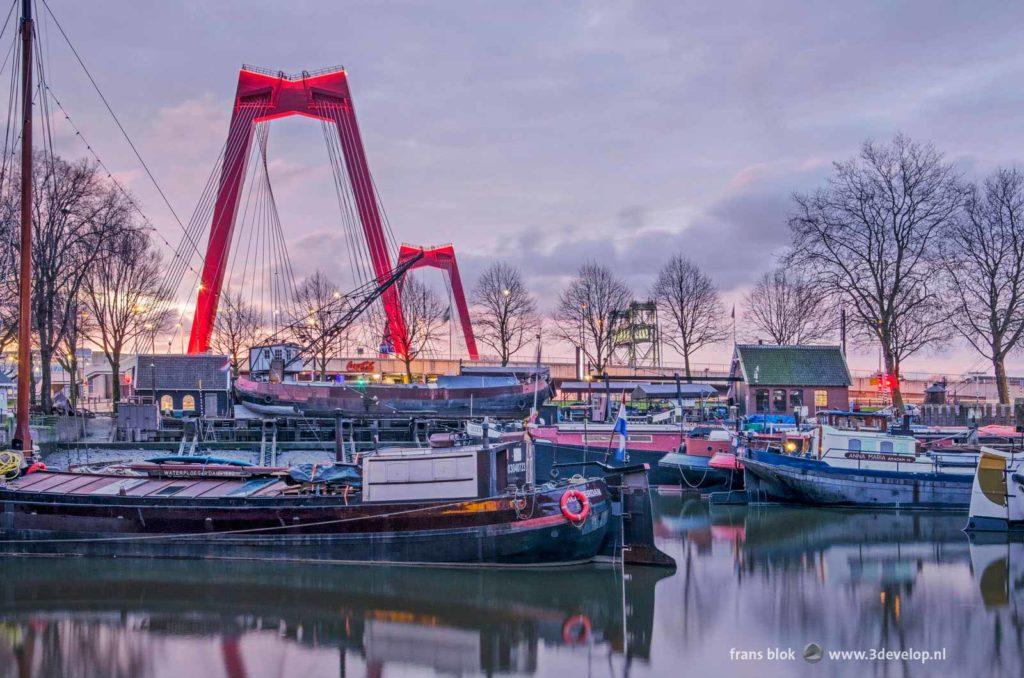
left=612, top=403, right=628, bottom=463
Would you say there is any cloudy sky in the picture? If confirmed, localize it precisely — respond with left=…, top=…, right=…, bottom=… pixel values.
left=27, top=1, right=1024, bottom=374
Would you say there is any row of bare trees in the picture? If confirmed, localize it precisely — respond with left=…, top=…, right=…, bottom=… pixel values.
left=0, top=153, right=174, bottom=413
left=789, top=134, right=1024, bottom=408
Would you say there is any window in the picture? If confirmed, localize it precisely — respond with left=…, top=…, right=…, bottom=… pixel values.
left=182, top=394, right=196, bottom=411
left=755, top=389, right=770, bottom=412
left=789, top=390, right=803, bottom=408
left=814, top=390, right=828, bottom=407
left=159, top=395, right=174, bottom=412
left=773, top=389, right=787, bottom=412
left=848, top=438, right=862, bottom=451
left=879, top=441, right=894, bottom=453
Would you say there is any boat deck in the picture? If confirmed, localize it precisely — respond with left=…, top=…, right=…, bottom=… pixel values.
left=7, top=471, right=293, bottom=499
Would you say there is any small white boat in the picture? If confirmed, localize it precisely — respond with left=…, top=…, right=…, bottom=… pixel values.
left=965, top=447, right=1024, bottom=532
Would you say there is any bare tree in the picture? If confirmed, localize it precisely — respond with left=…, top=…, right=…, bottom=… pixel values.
left=0, top=154, right=130, bottom=412
left=553, top=262, right=632, bottom=374
left=941, top=168, right=1024, bottom=404
left=56, top=299, right=95, bottom=412
left=789, top=135, right=962, bottom=411
left=742, top=267, right=837, bottom=345
left=0, top=205, right=16, bottom=357
left=82, top=227, right=171, bottom=411
left=210, top=291, right=264, bottom=378
left=471, top=262, right=540, bottom=365
left=652, top=255, right=727, bottom=378
left=289, top=270, right=343, bottom=381
left=394, top=275, right=447, bottom=381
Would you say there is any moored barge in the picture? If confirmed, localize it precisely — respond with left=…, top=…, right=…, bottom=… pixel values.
left=0, top=437, right=673, bottom=568
left=235, top=366, right=553, bottom=419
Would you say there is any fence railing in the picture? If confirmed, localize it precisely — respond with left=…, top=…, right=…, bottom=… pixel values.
left=916, top=403, right=1015, bottom=427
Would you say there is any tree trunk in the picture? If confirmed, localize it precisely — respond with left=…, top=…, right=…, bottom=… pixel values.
left=110, top=356, right=121, bottom=415
left=39, top=345, right=52, bottom=414
left=683, top=351, right=692, bottom=381
left=994, top=354, right=1010, bottom=405
left=883, top=348, right=905, bottom=414
left=28, top=353, right=36, bottom=407
left=404, top=357, right=413, bottom=383
left=68, top=353, right=78, bottom=410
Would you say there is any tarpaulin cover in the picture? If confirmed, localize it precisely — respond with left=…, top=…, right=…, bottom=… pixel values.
left=287, top=463, right=362, bottom=486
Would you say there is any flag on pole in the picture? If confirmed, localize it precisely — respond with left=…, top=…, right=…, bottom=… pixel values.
left=612, top=403, right=628, bottom=463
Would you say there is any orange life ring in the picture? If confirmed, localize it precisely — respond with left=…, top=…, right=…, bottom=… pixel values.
left=559, top=488, right=591, bottom=523
left=561, top=614, right=592, bottom=644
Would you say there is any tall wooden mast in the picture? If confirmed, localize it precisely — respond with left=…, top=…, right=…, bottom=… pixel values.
left=13, top=0, right=32, bottom=456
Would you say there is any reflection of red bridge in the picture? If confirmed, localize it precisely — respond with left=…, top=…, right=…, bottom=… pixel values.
left=187, top=65, right=477, bottom=360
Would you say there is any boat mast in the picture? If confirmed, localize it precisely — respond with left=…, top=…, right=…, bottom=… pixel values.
left=13, top=0, right=32, bottom=457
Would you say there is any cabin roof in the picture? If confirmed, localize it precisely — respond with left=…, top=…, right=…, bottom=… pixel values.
left=630, top=383, right=718, bottom=399
left=132, top=354, right=232, bottom=391
left=733, top=344, right=852, bottom=387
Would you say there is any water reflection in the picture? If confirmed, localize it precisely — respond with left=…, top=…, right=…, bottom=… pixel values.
left=0, top=558, right=669, bottom=677
left=1, top=498, right=1021, bottom=677
left=654, top=493, right=1023, bottom=677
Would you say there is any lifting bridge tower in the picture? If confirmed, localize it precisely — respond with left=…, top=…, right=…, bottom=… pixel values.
left=187, top=65, right=478, bottom=360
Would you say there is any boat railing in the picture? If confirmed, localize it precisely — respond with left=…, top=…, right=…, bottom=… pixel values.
left=819, top=446, right=944, bottom=474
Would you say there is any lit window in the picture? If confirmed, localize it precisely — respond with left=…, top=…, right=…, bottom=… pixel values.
left=182, top=394, right=196, bottom=411
left=159, top=395, right=174, bottom=412
left=814, top=390, right=828, bottom=407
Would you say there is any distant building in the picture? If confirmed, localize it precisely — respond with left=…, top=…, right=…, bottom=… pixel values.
left=728, top=344, right=852, bottom=416
left=0, top=372, right=13, bottom=416
left=946, top=372, right=1024, bottom=404
left=129, top=354, right=232, bottom=416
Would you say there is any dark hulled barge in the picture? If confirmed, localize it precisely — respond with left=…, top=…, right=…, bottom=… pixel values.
left=0, top=436, right=673, bottom=568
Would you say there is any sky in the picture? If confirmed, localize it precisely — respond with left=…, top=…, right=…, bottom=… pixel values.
left=22, top=0, right=1024, bottom=375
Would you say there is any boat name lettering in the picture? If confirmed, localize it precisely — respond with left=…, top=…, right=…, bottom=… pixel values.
left=507, top=462, right=528, bottom=473
left=844, top=452, right=916, bottom=463
left=582, top=488, right=603, bottom=499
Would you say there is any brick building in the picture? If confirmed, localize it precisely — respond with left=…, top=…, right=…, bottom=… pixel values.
left=130, top=354, right=232, bottom=416
left=728, top=344, right=852, bottom=416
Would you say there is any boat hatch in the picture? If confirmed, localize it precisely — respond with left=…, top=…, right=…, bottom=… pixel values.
left=152, top=484, right=190, bottom=496
left=227, top=478, right=278, bottom=497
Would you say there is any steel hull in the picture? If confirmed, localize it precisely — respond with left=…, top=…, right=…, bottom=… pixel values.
left=658, top=452, right=742, bottom=491
left=742, top=449, right=972, bottom=509
left=0, top=479, right=610, bottom=567
left=235, top=376, right=551, bottom=418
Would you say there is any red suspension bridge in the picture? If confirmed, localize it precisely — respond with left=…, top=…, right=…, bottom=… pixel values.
left=181, top=64, right=478, bottom=360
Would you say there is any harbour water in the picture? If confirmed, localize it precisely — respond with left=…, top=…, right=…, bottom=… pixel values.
left=0, top=494, right=1019, bottom=678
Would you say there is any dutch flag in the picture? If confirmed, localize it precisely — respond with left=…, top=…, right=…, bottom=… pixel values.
left=612, top=403, right=628, bottom=463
